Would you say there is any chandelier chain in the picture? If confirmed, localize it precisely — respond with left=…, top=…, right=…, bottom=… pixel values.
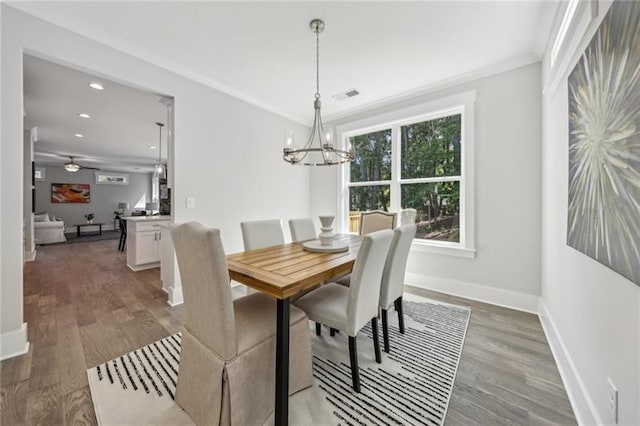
left=315, top=26, right=320, bottom=98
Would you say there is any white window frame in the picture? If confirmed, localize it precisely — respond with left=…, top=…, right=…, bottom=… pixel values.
left=34, top=166, right=46, bottom=181
left=543, top=0, right=597, bottom=95
left=550, top=0, right=581, bottom=68
left=337, top=91, right=476, bottom=258
left=95, top=172, right=129, bottom=185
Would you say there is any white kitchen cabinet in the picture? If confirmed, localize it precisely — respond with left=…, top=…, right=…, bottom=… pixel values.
left=136, top=230, right=161, bottom=265
left=125, top=216, right=171, bottom=271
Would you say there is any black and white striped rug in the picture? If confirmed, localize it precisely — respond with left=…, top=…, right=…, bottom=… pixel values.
left=87, top=295, right=470, bottom=425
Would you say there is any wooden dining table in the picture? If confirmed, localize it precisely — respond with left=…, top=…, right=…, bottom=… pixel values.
left=226, top=233, right=362, bottom=426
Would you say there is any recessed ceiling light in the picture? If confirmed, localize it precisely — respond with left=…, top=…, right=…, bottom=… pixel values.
left=78, top=113, right=91, bottom=119
left=149, top=145, right=157, bottom=149
left=89, top=82, right=104, bottom=90
left=74, top=133, right=84, bottom=138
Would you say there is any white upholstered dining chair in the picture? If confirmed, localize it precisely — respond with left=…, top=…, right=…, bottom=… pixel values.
left=240, top=219, right=285, bottom=251
left=378, top=224, right=416, bottom=352
left=400, top=208, right=417, bottom=226
left=360, top=210, right=397, bottom=235
left=240, top=219, right=286, bottom=293
left=170, top=222, right=313, bottom=425
left=336, top=210, right=398, bottom=288
left=337, top=224, right=416, bottom=353
left=288, top=218, right=317, bottom=242
left=294, top=229, right=393, bottom=392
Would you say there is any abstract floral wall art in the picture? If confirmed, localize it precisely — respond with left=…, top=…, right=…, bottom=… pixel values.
left=567, top=1, right=640, bottom=285
left=51, top=183, right=90, bottom=203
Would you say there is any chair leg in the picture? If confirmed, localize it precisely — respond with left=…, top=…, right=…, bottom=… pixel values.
left=381, top=309, right=390, bottom=353
left=315, top=322, right=321, bottom=336
left=395, top=296, right=405, bottom=334
left=348, top=336, right=360, bottom=393
left=371, top=317, right=382, bottom=363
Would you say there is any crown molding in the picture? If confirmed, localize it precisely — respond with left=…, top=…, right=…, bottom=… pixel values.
left=324, top=53, right=540, bottom=124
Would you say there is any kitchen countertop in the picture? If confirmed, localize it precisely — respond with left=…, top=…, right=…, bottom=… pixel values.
left=123, top=215, right=172, bottom=222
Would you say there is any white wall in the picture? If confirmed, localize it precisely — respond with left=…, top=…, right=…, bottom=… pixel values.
left=540, top=2, right=639, bottom=424
left=1, top=5, right=310, bottom=359
left=23, top=129, right=35, bottom=259
left=1, top=7, right=28, bottom=359
left=311, top=63, right=542, bottom=312
left=0, top=5, right=3, bottom=335
left=35, top=167, right=152, bottom=231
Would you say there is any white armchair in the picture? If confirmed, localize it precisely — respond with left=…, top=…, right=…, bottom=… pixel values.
left=34, top=213, right=66, bottom=244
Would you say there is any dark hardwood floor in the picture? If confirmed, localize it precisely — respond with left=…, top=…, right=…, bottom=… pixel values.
left=1, top=239, right=575, bottom=425
left=1, top=240, right=183, bottom=425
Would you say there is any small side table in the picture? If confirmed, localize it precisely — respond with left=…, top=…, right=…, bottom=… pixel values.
left=74, top=223, right=105, bottom=238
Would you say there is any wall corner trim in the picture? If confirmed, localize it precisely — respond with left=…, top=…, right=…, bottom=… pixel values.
left=405, top=272, right=540, bottom=313
left=538, top=299, right=601, bottom=425
left=0, top=323, right=30, bottom=361
left=166, top=286, right=183, bottom=307
left=24, top=249, right=37, bottom=262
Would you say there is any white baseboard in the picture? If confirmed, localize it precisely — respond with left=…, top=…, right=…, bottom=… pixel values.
left=24, top=249, right=36, bottom=262
left=166, top=286, right=183, bottom=307
left=538, top=300, right=600, bottom=425
left=405, top=273, right=540, bottom=314
left=405, top=273, right=598, bottom=423
left=0, top=323, right=30, bottom=361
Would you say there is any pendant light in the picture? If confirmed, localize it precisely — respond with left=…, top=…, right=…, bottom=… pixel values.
left=282, top=19, right=354, bottom=166
left=154, top=122, right=166, bottom=179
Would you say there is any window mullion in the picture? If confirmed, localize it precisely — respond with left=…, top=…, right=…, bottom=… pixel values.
left=399, top=176, right=461, bottom=184
left=390, top=125, right=401, bottom=212
left=347, top=180, right=391, bottom=187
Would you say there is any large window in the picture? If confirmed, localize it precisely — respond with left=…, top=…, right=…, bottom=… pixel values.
left=340, top=92, right=475, bottom=257
left=348, top=129, right=392, bottom=231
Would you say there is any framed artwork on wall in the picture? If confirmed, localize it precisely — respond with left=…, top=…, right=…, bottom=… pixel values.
left=567, top=0, right=640, bottom=285
left=51, top=183, right=90, bottom=203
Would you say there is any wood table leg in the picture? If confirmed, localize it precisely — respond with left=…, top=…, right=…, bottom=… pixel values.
left=275, top=298, right=290, bottom=426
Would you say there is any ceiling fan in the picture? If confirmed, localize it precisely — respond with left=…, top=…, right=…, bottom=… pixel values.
left=64, top=156, right=100, bottom=173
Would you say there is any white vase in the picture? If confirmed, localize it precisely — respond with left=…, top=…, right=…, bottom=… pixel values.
left=318, top=215, right=335, bottom=246
left=87, top=219, right=94, bottom=224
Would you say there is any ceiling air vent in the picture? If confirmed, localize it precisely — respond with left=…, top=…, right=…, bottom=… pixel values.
left=332, top=88, right=360, bottom=101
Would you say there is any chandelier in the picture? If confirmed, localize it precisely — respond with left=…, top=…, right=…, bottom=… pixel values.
left=283, top=19, right=354, bottom=166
